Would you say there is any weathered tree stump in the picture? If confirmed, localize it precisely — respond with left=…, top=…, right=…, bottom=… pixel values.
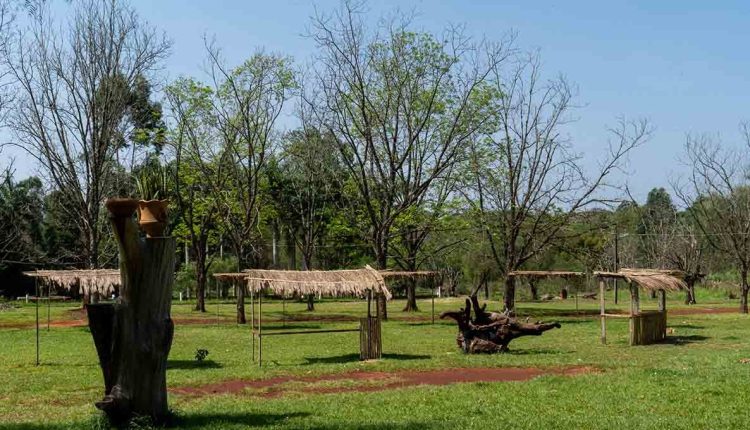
left=87, top=199, right=175, bottom=424
left=441, top=296, right=560, bottom=353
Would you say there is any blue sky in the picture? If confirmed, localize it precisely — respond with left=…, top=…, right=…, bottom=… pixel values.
left=5, top=0, right=750, bottom=202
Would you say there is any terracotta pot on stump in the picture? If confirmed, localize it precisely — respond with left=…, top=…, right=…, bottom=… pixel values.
left=137, top=199, right=169, bottom=238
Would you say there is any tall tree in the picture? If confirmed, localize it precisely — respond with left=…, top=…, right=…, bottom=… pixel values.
left=677, top=127, right=750, bottom=313
left=2, top=0, right=170, bottom=268
left=469, top=50, right=651, bottom=313
left=308, top=2, right=510, bottom=318
left=269, top=127, right=343, bottom=310
left=166, top=77, right=226, bottom=313
left=637, top=187, right=677, bottom=268
left=203, top=45, right=296, bottom=323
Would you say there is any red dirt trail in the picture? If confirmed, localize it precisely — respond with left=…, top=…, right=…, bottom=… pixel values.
left=171, top=366, right=594, bottom=398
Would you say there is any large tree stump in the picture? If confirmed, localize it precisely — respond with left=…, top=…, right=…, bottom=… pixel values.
left=441, top=296, right=560, bottom=353
left=87, top=199, right=175, bottom=424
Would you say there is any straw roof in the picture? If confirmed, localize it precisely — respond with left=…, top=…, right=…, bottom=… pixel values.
left=594, top=269, right=687, bottom=291
left=508, top=270, right=585, bottom=279
left=508, top=268, right=687, bottom=291
left=23, top=270, right=121, bottom=296
left=215, top=265, right=392, bottom=299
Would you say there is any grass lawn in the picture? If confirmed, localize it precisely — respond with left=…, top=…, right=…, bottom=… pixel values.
left=2, top=290, right=750, bottom=429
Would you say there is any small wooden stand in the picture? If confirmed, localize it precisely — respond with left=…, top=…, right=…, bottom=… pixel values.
left=359, top=317, right=382, bottom=360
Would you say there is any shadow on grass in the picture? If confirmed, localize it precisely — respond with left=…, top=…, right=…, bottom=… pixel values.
left=256, top=323, right=324, bottom=331
left=174, top=411, right=310, bottom=429
left=167, top=359, right=222, bottom=370
left=303, top=352, right=431, bottom=365
left=518, top=308, right=601, bottom=317
left=662, top=334, right=709, bottom=345
left=673, top=324, right=705, bottom=330
left=506, top=348, right=570, bottom=356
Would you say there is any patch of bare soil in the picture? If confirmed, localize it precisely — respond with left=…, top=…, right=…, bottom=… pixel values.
left=171, top=366, right=594, bottom=398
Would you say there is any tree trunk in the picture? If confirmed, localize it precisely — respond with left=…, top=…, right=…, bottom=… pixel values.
left=740, top=267, right=748, bottom=314
left=306, top=294, right=315, bottom=311
left=375, top=246, right=388, bottom=320
left=403, top=279, right=419, bottom=312
left=685, top=279, right=696, bottom=305
left=503, top=276, right=516, bottom=314
left=236, top=283, right=247, bottom=323
left=529, top=280, right=539, bottom=301
left=194, top=266, right=206, bottom=312
left=87, top=200, right=175, bottom=424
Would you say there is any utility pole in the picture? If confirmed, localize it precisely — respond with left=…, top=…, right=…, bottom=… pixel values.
left=614, top=227, right=620, bottom=304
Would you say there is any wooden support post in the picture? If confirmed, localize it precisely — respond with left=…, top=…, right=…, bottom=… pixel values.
left=250, top=286, right=255, bottom=363
left=658, top=289, right=666, bottom=312
left=432, top=288, right=435, bottom=325
left=599, top=279, right=606, bottom=345
left=630, top=283, right=640, bottom=315
left=47, top=283, right=51, bottom=331
left=35, top=276, right=39, bottom=366
left=367, top=291, right=372, bottom=318
left=258, top=289, right=263, bottom=367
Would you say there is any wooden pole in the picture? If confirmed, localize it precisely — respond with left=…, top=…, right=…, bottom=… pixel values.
left=658, top=289, right=666, bottom=312
left=35, top=276, right=39, bottom=366
left=630, top=283, right=640, bottom=315
left=259, top=288, right=263, bottom=367
left=47, top=282, right=51, bottom=331
left=250, top=285, right=255, bottom=363
left=282, top=294, right=286, bottom=328
left=614, top=230, right=619, bottom=304
left=599, top=279, right=606, bottom=345
left=432, top=287, right=435, bottom=325
left=367, top=291, right=372, bottom=318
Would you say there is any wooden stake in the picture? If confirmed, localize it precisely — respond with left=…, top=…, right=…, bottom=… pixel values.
left=599, top=279, right=606, bottom=345
left=35, top=276, right=39, bottom=366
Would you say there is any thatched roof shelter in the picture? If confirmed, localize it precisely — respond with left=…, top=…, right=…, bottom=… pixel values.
left=509, top=269, right=686, bottom=291
left=214, top=265, right=393, bottom=300
left=594, top=269, right=687, bottom=291
left=508, top=270, right=585, bottom=279
left=23, top=270, right=121, bottom=296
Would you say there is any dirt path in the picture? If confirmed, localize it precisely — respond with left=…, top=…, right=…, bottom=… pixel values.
left=172, top=366, right=594, bottom=398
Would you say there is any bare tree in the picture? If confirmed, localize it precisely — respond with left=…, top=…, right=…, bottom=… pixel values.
left=2, top=0, right=170, bottom=268
left=665, top=218, right=704, bottom=304
left=677, top=127, right=750, bottom=313
left=308, top=1, right=511, bottom=318
left=203, top=43, right=296, bottom=323
left=469, top=51, right=651, bottom=313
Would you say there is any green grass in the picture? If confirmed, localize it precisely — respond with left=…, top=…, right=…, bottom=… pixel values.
left=2, top=292, right=750, bottom=429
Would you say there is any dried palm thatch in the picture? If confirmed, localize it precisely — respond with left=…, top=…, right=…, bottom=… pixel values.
left=23, top=270, right=121, bottom=296
left=508, top=269, right=686, bottom=291
left=595, top=269, right=687, bottom=291
left=379, top=270, right=437, bottom=280
left=214, top=265, right=393, bottom=299
left=508, top=270, right=586, bottom=279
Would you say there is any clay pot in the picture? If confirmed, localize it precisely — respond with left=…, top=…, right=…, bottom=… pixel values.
left=137, top=199, right=169, bottom=238
left=105, top=198, right=139, bottom=218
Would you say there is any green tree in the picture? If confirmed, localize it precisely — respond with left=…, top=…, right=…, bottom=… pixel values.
left=166, top=77, right=227, bottom=312
left=309, top=2, right=509, bottom=318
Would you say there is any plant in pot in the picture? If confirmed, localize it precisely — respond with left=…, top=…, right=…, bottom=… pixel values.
left=135, top=165, right=170, bottom=238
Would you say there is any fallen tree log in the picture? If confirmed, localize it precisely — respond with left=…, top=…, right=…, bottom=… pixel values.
left=440, top=297, right=560, bottom=353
